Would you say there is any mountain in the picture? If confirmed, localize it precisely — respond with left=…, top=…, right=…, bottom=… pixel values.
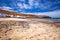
left=0, top=10, right=51, bottom=18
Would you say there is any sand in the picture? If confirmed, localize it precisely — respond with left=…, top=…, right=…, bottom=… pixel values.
left=0, top=18, right=60, bottom=40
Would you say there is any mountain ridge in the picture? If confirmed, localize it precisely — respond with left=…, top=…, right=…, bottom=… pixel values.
left=0, top=10, right=51, bottom=18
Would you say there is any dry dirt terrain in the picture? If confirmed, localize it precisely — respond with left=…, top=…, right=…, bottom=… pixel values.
left=0, top=18, right=60, bottom=40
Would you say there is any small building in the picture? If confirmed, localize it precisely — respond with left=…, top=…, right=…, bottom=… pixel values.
left=0, top=13, right=26, bottom=18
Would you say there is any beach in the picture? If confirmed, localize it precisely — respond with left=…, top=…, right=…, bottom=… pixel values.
left=0, top=18, right=60, bottom=40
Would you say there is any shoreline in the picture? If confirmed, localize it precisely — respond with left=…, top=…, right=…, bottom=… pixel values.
left=0, top=18, right=60, bottom=25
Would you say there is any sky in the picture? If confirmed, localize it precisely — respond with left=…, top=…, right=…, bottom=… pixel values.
left=0, top=0, right=60, bottom=18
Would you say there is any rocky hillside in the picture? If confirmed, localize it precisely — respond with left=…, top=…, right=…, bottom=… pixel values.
left=0, top=10, right=51, bottom=18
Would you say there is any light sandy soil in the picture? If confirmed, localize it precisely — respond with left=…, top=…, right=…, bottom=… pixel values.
left=0, top=18, right=31, bottom=21
left=0, top=18, right=60, bottom=40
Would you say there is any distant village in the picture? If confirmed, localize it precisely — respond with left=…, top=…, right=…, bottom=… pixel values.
left=0, top=10, right=51, bottom=18
left=0, top=13, right=25, bottom=18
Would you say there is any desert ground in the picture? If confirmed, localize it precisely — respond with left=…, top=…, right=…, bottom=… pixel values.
left=0, top=18, right=60, bottom=40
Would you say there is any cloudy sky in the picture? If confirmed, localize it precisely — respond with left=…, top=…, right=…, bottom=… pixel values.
left=0, top=0, right=60, bottom=18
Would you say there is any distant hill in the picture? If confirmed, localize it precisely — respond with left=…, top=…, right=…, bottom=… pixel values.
left=0, top=10, right=51, bottom=18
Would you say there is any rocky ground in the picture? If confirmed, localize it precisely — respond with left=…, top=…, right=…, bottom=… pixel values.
left=0, top=18, right=60, bottom=40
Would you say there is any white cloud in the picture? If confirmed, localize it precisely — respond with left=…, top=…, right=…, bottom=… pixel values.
left=17, top=3, right=32, bottom=9
left=0, top=6, right=12, bottom=10
left=39, top=0, right=60, bottom=10
left=17, top=3, right=23, bottom=9
left=23, top=4, right=32, bottom=9
left=34, top=1, right=39, bottom=8
left=24, top=10, right=60, bottom=18
left=28, top=0, right=53, bottom=9
left=17, top=0, right=34, bottom=9
left=0, top=6, right=17, bottom=12
left=28, top=0, right=34, bottom=6
left=34, top=2, right=39, bottom=6
left=17, top=0, right=59, bottom=10
left=28, top=0, right=40, bottom=8
left=38, top=10, right=60, bottom=18
left=39, top=1, right=54, bottom=9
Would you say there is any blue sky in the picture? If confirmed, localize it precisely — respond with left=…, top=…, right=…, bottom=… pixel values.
left=0, top=0, right=60, bottom=18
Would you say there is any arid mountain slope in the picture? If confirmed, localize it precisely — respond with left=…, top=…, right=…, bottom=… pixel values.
left=0, top=10, right=51, bottom=18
